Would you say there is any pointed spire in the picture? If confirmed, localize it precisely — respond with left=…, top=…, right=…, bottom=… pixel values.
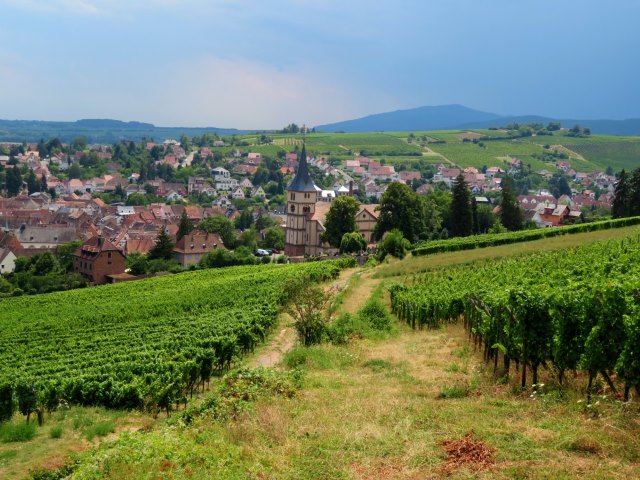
left=288, top=142, right=316, bottom=192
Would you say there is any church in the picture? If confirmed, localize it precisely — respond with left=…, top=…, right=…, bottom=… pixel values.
left=284, top=144, right=379, bottom=257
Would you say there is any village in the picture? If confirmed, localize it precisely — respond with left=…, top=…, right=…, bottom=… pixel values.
left=0, top=136, right=616, bottom=288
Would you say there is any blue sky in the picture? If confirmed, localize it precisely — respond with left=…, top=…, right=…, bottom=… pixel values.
left=0, top=0, right=639, bottom=128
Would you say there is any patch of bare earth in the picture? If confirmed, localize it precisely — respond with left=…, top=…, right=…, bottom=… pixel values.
left=456, top=131, right=483, bottom=141
left=441, top=431, right=496, bottom=474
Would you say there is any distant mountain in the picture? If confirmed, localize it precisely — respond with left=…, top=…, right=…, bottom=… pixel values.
left=315, top=105, right=640, bottom=136
left=315, top=104, right=502, bottom=133
left=0, top=119, right=248, bottom=143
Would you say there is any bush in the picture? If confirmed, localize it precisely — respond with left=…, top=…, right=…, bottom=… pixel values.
left=340, top=232, right=366, bottom=254
left=0, top=421, right=37, bottom=443
left=49, top=426, right=63, bottom=439
left=378, top=229, right=410, bottom=260
left=358, top=298, right=393, bottom=332
left=327, top=313, right=371, bottom=344
left=84, top=421, right=115, bottom=441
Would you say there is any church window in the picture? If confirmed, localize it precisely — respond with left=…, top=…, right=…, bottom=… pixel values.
left=303, top=206, right=310, bottom=213
left=290, top=204, right=296, bottom=212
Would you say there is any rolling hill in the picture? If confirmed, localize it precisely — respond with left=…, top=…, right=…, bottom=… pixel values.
left=315, top=105, right=640, bottom=136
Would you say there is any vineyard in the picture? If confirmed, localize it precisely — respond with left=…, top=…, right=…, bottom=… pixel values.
left=391, top=235, right=640, bottom=399
left=0, top=260, right=351, bottom=422
left=411, top=216, right=640, bottom=256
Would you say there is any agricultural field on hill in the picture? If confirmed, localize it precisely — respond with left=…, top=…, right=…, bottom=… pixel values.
left=0, top=261, right=347, bottom=418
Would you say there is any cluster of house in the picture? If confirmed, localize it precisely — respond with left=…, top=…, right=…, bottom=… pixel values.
left=0, top=191, right=283, bottom=281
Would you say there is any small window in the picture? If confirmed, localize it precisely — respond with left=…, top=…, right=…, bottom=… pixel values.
left=108, top=252, right=112, bottom=258
left=290, top=204, right=295, bottom=212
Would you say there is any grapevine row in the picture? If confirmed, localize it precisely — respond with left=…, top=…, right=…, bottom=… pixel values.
left=391, top=235, right=640, bottom=399
left=0, top=259, right=354, bottom=422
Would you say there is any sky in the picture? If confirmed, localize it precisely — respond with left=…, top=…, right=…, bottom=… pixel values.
left=0, top=0, right=639, bottom=129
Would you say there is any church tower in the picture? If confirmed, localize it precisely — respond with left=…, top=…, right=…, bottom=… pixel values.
left=284, top=143, right=317, bottom=256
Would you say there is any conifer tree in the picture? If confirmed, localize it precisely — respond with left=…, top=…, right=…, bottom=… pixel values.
left=500, top=175, right=523, bottom=231
left=177, top=211, right=194, bottom=240
left=449, top=174, right=473, bottom=237
left=148, top=226, right=175, bottom=260
left=629, top=168, right=640, bottom=217
left=612, top=169, right=630, bottom=218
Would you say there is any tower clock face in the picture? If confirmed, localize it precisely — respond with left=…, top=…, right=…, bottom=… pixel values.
left=290, top=204, right=295, bottom=212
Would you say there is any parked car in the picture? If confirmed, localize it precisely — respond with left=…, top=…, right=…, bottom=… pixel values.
left=255, top=249, right=270, bottom=257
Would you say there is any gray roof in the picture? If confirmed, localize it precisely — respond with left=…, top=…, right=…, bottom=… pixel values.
left=16, top=225, right=79, bottom=244
left=287, top=144, right=317, bottom=192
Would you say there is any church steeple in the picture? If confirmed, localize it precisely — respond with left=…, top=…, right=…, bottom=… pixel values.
left=288, top=143, right=316, bottom=192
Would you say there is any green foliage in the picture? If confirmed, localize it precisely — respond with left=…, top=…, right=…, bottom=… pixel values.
left=340, top=231, right=366, bottom=254
left=374, top=182, right=425, bottom=242
left=84, top=421, right=115, bottom=441
left=378, top=229, right=410, bottom=260
left=262, top=227, right=285, bottom=250
left=49, top=426, right=63, bottom=439
left=176, top=211, right=194, bottom=240
left=357, top=298, right=393, bottom=332
left=147, top=227, right=175, bottom=260
left=438, top=384, right=470, bottom=399
left=0, top=261, right=346, bottom=416
left=391, top=231, right=640, bottom=396
left=411, top=216, right=640, bottom=256
left=180, top=366, right=298, bottom=424
left=198, top=215, right=237, bottom=248
left=500, top=175, right=523, bottom=231
left=284, top=274, right=334, bottom=346
left=0, top=421, right=37, bottom=443
left=0, top=383, right=14, bottom=422
left=449, top=173, right=473, bottom=237
left=322, top=196, right=360, bottom=247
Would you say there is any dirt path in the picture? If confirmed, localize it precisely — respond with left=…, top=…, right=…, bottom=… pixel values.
left=250, top=268, right=358, bottom=368
left=338, top=269, right=383, bottom=314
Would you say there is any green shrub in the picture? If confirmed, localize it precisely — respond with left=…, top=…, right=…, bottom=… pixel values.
left=378, top=229, right=410, bottom=260
left=358, top=299, right=393, bottom=332
left=84, top=421, right=115, bottom=441
left=438, top=383, right=470, bottom=399
left=0, top=421, right=37, bottom=443
left=49, top=426, right=63, bottom=439
left=327, top=312, right=371, bottom=344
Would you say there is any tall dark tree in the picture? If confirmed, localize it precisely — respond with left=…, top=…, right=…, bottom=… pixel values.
left=449, top=174, right=473, bottom=237
left=40, top=174, right=48, bottom=193
left=629, top=168, right=640, bottom=217
left=373, top=182, right=424, bottom=242
left=177, top=211, right=194, bottom=240
left=612, top=169, right=630, bottom=218
left=148, top=226, right=175, bottom=260
left=6, top=166, right=22, bottom=196
left=26, top=169, right=39, bottom=194
left=471, top=196, right=479, bottom=234
left=322, top=196, right=360, bottom=247
left=199, top=215, right=236, bottom=248
left=549, top=173, right=571, bottom=199
left=68, top=163, right=81, bottom=180
left=500, top=175, right=524, bottom=231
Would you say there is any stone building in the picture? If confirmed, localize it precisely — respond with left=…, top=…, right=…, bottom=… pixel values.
left=284, top=144, right=379, bottom=257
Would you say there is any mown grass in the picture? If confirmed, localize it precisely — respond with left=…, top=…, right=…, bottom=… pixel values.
left=64, top=322, right=640, bottom=479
